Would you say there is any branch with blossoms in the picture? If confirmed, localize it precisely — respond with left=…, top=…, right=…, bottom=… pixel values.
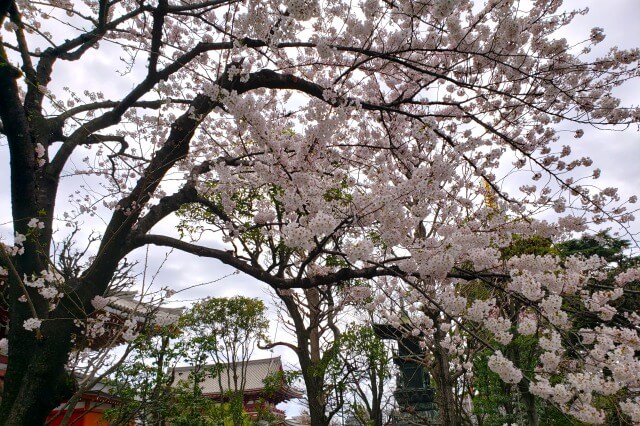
left=2, top=0, right=640, bottom=424
left=0, top=243, right=38, bottom=321
left=366, top=236, right=640, bottom=423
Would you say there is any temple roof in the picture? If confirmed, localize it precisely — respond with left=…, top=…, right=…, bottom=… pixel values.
left=103, top=290, right=183, bottom=325
left=172, top=357, right=303, bottom=403
left=83, top=291, right=183, bottom=349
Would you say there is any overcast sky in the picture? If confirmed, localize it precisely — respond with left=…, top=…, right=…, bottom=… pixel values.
left=562, top=0, right=640, bottom=235
left=0, top=0, right=639, bottom=414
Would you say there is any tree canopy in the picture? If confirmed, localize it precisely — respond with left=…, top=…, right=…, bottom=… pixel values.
left=0, top=1, right=639, bottom=425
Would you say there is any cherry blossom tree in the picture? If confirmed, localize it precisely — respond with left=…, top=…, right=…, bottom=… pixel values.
left=0, top=0, right=639, bottom=425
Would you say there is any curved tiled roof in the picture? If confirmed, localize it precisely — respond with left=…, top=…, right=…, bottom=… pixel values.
left=172, top=357, right=302, bottom=402
left=103, top=291, right=183, bottom=325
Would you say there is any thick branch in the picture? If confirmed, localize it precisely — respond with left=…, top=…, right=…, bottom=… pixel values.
left=148, top=0, right=167, bottom=76
left=133, top=234, right=280, bottom=284
left=134, top=185, right=199, bottom=236
left=55, top=98, right=190, bottom=122
left=0, top=1, right=11, bottom=26
left=8, top=4, right=36, bottom=85
left=258, top=340, right=299, bottom=354
left=0, top=41, right=37, bottom=230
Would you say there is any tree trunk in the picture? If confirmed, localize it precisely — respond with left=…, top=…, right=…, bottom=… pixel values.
left=508, top=334, right=539, bottom=426
left=500, top=381, right=515, bottom=421
left=0, top=41, right=76, bottom=424
left=279, top=291, right=333, bottom=426
left=305, top=374, right=330, bottom=426
left=427, top=310, right=458, bottom=426
left=0, top=316, right=75, bottom=425
left=432, top=342, right=458, bottom=426
left=518, top=380, right=539, bottom=426
left=371, top=374, right=384, bottom=426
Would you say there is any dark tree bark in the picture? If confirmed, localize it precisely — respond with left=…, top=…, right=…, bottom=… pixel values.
left=277, top=289, right=337, bottom=426
left=427, top=312, right=460, bottom=426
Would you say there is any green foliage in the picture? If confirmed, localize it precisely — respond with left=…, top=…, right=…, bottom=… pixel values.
left=105, top=296, right=270, bottom=425
left=169, top=398, right=250, bottom=426
left=555, top=232, right=630, bottom=264
left=170, top=375, right=219, bottom=426
left=471, top=236, right=565, bottom=424
left=338, top=324, right=392, bottom=377
left=262, top=369, right=301, bottom=399
left=176, top=182, right=289, bottom=255
left=180, top=296, right=270, bottom=359
left=103, top=326, right=187, bottom=425
left=500, top=234, right=556, bottom=260
left=471, top=338, right=568, bottom=426
left=325, top=254, right=349, bottom=268
left=348, top=403, right=375, bottom=426
left=180, top=297, right=270, bottom=426
left=323, top=177, right=353, bottom=205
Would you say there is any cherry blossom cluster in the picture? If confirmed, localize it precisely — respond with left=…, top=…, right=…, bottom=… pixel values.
left=6, top=233, right=26, bottom=256
left=22, top=268, right=64, bottom=310
left=487, top=351, right=523, bottom=384
left=2, top=0, right=640, bottom=423
left=23, top=318, right=42, bottom=332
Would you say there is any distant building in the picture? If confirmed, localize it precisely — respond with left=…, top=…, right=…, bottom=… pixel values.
left=172, top=356, right=303, bottom=425
left=284, top=413, right=312, bottom=426
left=84, top=290, right=184, bottom=349
left=45, top=376, right=128, bottom=426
